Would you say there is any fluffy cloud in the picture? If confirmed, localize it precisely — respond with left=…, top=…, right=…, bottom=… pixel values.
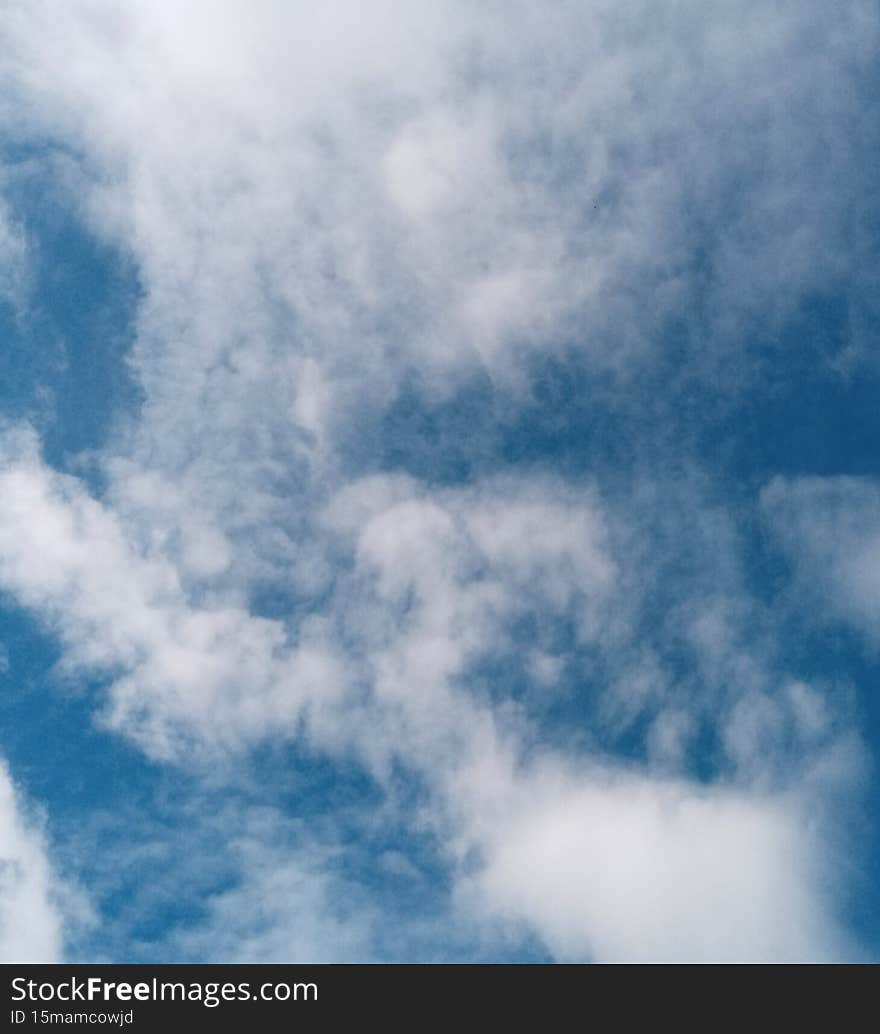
left=0, top=426, right=348, bottom=760
left=0, top=433, right=861, bottom=959
left=0, top=431, right=618, bottom=769
left=458, top=759, right=850, bottom=962
left=4, top=1, right=875, bottom=454
left=0, top=759, right=66, bottom=962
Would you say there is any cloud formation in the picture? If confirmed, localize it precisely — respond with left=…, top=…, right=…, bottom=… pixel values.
left=460, top=762, right=847, bottom=963
left=0, top=759, right=65, bottom=962
left=0, top=0, right=877, bottom=961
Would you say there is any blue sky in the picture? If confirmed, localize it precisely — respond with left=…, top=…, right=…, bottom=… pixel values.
left=0, top=0, right=879, bottom=962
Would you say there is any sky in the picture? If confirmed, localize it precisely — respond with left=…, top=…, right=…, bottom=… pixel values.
left=0, top=0, right=878, bottom=963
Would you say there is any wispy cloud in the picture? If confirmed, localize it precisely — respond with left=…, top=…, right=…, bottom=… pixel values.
left=0, top=758, right=70, bottom=962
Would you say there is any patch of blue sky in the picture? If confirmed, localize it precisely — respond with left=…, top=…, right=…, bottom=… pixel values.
left=0, top=147, right=141, bottom=472
left=0, top=605, right=186, bottom=959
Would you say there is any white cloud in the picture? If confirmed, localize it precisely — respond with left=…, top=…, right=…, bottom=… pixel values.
left=456, top=755, right=852, bottom=962
left=3, top=1, right=874, bottom=461
left=323, top=475, right=864, bottom=961
left=0, top=428, right=866, bottom=959
left=0, top=759, right=66, bottom=962
left=0, top=434, right=618, bottom=770
left=0, top=426, right=347, bottom=760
